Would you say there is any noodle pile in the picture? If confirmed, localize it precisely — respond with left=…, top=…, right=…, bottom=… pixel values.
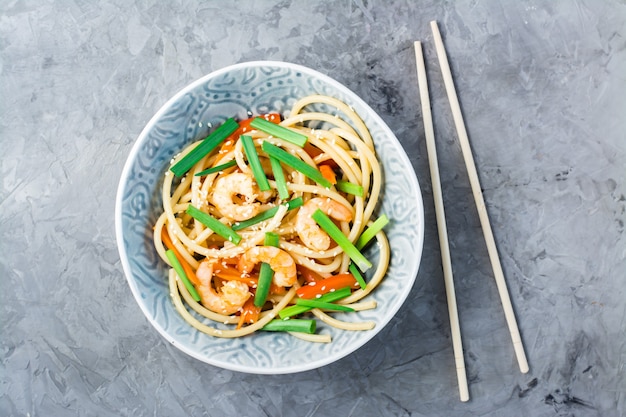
left=153, top=94, right=390, bottom=342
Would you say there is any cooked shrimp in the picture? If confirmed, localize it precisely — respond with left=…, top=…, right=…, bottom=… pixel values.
left=209, top=172, right=262, bottom=221
left=196, top=259, right=251, bottom=315
left=295, top=197, right=353, bottom=251
left=238, top=246, right=297, bottom=287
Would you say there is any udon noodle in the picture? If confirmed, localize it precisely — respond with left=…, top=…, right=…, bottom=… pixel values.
left=153, top=94, right=390, bottom=342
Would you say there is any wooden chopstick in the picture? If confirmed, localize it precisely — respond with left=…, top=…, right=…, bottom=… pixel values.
left=414, top=41, right=470, bottom=402
left=429, top=20, right=529, bottom=374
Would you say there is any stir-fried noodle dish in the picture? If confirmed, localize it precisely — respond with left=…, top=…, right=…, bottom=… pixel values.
left=153, top=94, right=390, bottom=343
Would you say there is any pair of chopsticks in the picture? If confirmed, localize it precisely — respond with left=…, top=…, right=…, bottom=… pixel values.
left=413, top=21, right=529, bottom=402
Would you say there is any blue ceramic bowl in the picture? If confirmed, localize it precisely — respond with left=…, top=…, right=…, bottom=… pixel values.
left=115, top=61, right=424, bottom=374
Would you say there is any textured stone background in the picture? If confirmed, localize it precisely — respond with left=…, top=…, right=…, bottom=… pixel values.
left=1, top=1, right=625, bottom=416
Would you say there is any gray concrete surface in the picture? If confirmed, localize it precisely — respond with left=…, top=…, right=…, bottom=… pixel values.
left=1, top=1, right=625, bottom=416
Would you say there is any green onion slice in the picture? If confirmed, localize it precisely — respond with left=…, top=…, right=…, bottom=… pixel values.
left=279, top=286, right=352, bottom=319
left=269, top=156, right=290, bottom=200
left=312, top=209, right=372, bottom=271
left=241, top=135, right=270, bottom=191
left=254, top=265, right=274, bottom=308
left=185, top=205, right=242, bottom=245
left=261, top=319, right=316, bottom=334
left=355, top=214, right=389, bottom=250
left=254, top=232, right=281, bottom=307
left=261, top=141, right=332, bottom=189
left=295, top=298, right=355, bottom=312
left=231, top=197, right=303, bottom=231
left=194, top=160, right=237, bottom=176
left=264, top=231, right=280, bottom=248
left=165, top=250, right=201, bottom=302
left=250, top=117, right=308, bottom=147
left=170, top=118, right=238, bottom=177
left=336, top=180, right=364, bottom=197
left=349, top=262, right=367, bottom=290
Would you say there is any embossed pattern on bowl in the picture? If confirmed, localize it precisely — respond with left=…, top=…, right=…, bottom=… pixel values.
left=115, top=61, right=424, bottom=374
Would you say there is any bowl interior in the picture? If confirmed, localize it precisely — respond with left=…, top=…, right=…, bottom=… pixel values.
left=116, top=61, right=424, bottom=374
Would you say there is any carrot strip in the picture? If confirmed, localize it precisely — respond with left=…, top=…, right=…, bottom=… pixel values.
left=214, top=263, right=258, bottom=287
left=297, top=265, right=324, bottom=283
left=237, top=297, right=261, bottom=329
left=303, top=142, right=323, bottom=159
left=319, top=164, right=337, bottom=185
left=304, top=142, right=339, bottom=169
left=215, top=271, right=258, bottom=287
left=161, top=227, right=200, bottom=286
left=270, top=284, right=287, bottom=295
left=296, top=273, right=359, bottom=299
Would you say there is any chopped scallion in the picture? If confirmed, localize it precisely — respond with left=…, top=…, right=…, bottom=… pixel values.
left=250, top=117, right=308, bottom=147
left=165, top=250, right=201, bottom=302
left=312, top=209, right=372, bottom=271
left=349, top=262, right=367, bottom=290
left=261, top=319, right=316, bottom=334
left=261, top=141, right=332, bottom=189
left=264, top=231, right=280, bottom=248
left=254, top=266, right=273, bottom=308
left=170, top=118, right=238, bottom=177
left=185, top=205, right=242, bottom=245
left=279, top=286, right=352, bottom=319
left=231, top=197, right=303, bottom=231
left=269, top=156, right=290, bottom=200
left=254, top=232, right=281, bottom=307
left=355, top=214, right=390, bottom=250
left=241, top=135, right=270, bottom=191
left=336, top=180, right=364, bottom=197
left=295, top=298, right=355, bottom=312
left=194, top=160, right=237, bottom=176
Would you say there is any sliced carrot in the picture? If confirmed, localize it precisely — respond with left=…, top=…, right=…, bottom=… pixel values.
left=214, top=263, right=258, bottom=287
left=237, top=297, right=261, bottom=329
left=218, top=256, right=239, bottom=266
left=296, top=273, right=359, bottom=299
left=303, top=142, right=324, bottom=159
left=297, top=265, right=324, bottom=283
left=303, top=142, right=339, bottom=170
left=270, top=284, right=287, bottom=295
left=319, top=164, right=337, bottom=185
left=161, top=227, right=200, bottom=286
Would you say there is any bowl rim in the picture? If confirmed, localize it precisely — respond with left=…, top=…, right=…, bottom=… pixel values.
left=115, top=60, right=424, bottom=373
